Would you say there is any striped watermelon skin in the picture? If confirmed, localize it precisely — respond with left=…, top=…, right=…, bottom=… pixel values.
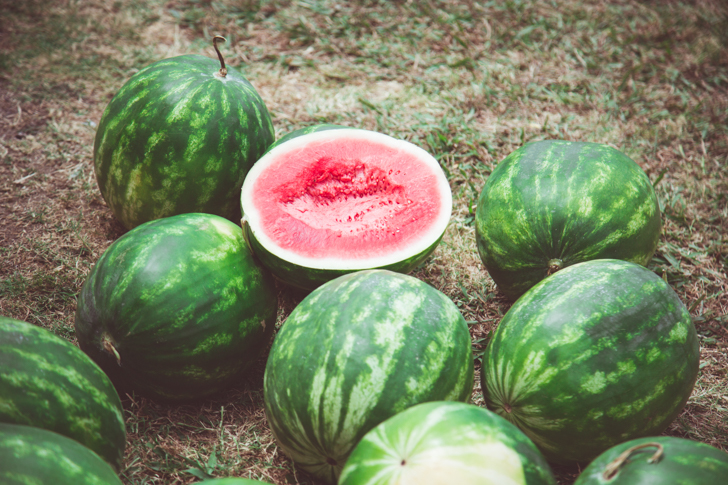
left=475, top=140, right=661, bottom=299
left=264, top=270, right=474, bottom=483
left=0, top=423, right=123, bottom=485
left=339, top=401, right=556, bottom=485
left=94, top=54, right=274, bottom=230
left=574, top=436, right=728, bottom=485
left=0, top=317, right=126, bottom=471
left=481, top=259, right=699, bottom=464
left=75, top=213, right=278, bottom=402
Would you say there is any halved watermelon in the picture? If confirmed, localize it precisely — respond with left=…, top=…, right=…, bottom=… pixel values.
left=240, top=128, right=452, bottom=290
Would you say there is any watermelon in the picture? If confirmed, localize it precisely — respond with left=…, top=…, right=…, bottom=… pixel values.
left=481, top=259, right=699, bottom=464
left=0, top=317, right=126, bottom=471
left=263, top=270, right=474, bottom=483
left=0, top=423, right=123, bottom=485
left=475, top=140, right=661, bottom=299
left=75, top=213, right=278, bottom=402
left=574, top=436, right=728, bottom=484
left=339, top=401, right=557, bottom=485
left=93, top=36, right=274, bottom=230
left=240, top=127, right=452, bottom=290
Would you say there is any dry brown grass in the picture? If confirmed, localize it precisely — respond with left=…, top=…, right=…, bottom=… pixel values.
left=1, top=0, right=727, bottom=484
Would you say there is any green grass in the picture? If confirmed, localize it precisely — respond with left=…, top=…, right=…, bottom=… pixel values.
left=0, top=0, right=726, bottom=484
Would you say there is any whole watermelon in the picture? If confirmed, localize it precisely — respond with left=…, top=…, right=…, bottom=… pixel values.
left=75, top=213, right=278, bottom=402
left=475, top=140, right=661, bottom=299
left=93, top=39, right=274, bottom=230
left=0, top=423, right=123, bottom=485
left=0, top=317, right=126, bottom=471
left=481, top=259, right=699, bottom=464
left=264, top=270, right=474, bottom=483
left=574, top=436, right=728, bottom=484
left=340, top=401, right=556, bottom=485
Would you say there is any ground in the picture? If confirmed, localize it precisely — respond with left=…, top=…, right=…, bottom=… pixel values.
left=0, top=1, right=726, bottom=484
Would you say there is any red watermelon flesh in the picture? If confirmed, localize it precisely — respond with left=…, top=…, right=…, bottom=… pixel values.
left=241, top=129, right=451, bottom=272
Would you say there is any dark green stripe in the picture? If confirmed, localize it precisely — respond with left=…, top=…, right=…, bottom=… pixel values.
left=574, top=436, right=728, bottom=484
left=475, top=140, right=661, bottom=299
left=0, top=423, right=123, bottom=485
left=75, top=214, right=278, bottom=401
left=0, top=317, right=125, bottom=471
left=264, top=270, right=473, bottom=482
left=482, top=259, right=699, bottom=464
left=93, top=54, right=274, bottom=229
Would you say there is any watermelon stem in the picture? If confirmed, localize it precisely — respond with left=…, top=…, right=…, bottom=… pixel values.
left=602, top=442, right=664, bottom=480
left=101, top=334, right=122, bottom=366
left=546, top=258, right=563, bottom=276
left=212, top=35, right=227, bottom=77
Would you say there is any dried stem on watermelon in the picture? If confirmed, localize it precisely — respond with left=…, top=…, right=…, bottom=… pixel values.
left=101, top=333, right=122, bottom=365
left=212, top=35, right=227, bottom=78
left=602, top=442, right=664, bottom=480
left=546, top=258, right=563, bottom=276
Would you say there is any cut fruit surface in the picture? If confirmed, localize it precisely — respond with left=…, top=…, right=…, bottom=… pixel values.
left=241, top=128, right=451, bottom=289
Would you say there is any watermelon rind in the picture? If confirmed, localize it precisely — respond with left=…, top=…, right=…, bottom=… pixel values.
left=94, top=53, right=274, bottom=230
left=339, top=401, right=557, bottom=485
left=0, top=316, right=126, bottom=471
left=0, top=422, right=123, bottom=485
left=75, top=213, right=278, bottom=402
left=265, top=123, right=352, bottom=154
left=573, top=436, right=728, bottom=484
left=481, top=259, right=699, bottom=464
left=240, top=128, right=452, bottom=290
left=263, top=270, right=474, bottom=483
left=475, top=140, right=661, bottom=299
left=242, top=224, right=444, bottom=291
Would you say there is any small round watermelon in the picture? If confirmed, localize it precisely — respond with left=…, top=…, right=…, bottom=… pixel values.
left=475, top=140, right=661, bottom=299
left=0, top=423, right=123, bottom=485
left=240, top=127, right=452, bottom=290
left=481, top=259, right=699, bottom=464
left=339, top=401, right=557, bottom=485
left=75, top=213, right=278, bottom=402
left=264, top=270, right=474, bottom=483
left=0, top=317, right=126, bottom=471
left=574, top=436, right=728, bottom=484
left=94, top=37, right=274, bottom=230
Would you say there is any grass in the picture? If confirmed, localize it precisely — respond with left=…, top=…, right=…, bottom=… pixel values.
left=0, top=0, right=726, bottom=483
